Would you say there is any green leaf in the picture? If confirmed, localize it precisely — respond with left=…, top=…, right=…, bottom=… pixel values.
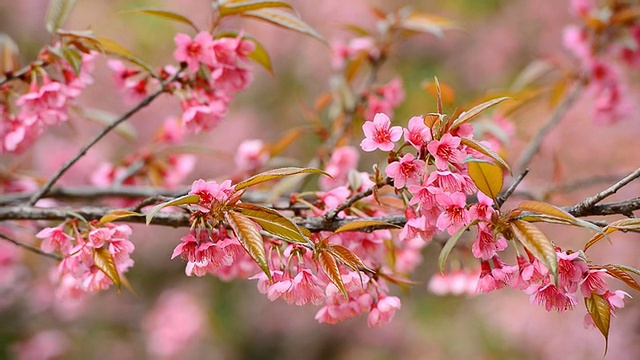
left=333, top=220, right=401, bottom=234
left=225, top=211, right=271, bottom=280
left=461, top=137, right=512, bottom=174
left=584, top=219, right=640, bottom=251
left=145, top=194, right=200, bottom=225
left=242, top=8, right=325, bottom=43
left=450, top=97, right=510, bottom=130
left=74, top=106, right=137, bottom=140
left=99, top=210, right=144, bottom=225
left=328, top=244, right=373, bottom=273
left=45, top=0, right=78, bottom=33
left=94, top=36, right=157, bottom=75
left=510, top=220, right=558, bottom=283
left=93, top=246, right=121, bottom=291
left=118, top=8, right=198, bottom=31
left=317, top=250, right=347, bottom=299
left=219, top=0, right=293, bottom=17
left=59, top=46, right=83, bottom=74
left=467, top=160, right=503, bottom=201
left=438, top=220, right=478, bottom=274
left=585, top=293, right=610, bottom=355
left=234, top=203, right=309, bottom=245
left=235, top=167, right=330, bottom=190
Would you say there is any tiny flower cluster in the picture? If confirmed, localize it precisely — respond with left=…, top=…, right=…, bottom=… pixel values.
left=1, top=49, right=96, bottom=153
left=36, top=221, right=135, bottom=297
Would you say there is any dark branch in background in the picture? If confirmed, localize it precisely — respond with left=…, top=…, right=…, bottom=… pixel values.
left=566, top=167, right=640, bottom=217
left=513, top=79, right=585, bottom=174
left=0, top=186, right=189, bottom=205
left=496, top=169, right=529, bottom=208
left=0, top=232, right=62, bottom=261
left=28, top=71, right=182, bottom=206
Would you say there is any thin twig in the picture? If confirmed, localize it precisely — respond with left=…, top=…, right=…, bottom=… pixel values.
left=0, top=60, right=45, bottom=85
left=514, top=79, right=585, bottom=174
left=566, top=167, right=640, bottom=217
left=0, top=232, right=62, bottom=261
left=0, top=186, right=189, bottom=205
left=496, top=168, right=529, bottom=208
left=324, top=177, right=392, bottom=220
left=28, top=72, right=180, bottom=206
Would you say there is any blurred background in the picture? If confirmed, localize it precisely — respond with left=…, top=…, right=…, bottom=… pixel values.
left=2, top=0, right=640, bottom=359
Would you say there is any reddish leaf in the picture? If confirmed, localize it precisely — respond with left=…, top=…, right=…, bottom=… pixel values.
left=399, top=11, right=456, bottom=38
left=516, top=200, right=602, bottom=234
left=242, top=8, right=324, bottom=42
left=119, top=8, right=199, bottom=31
left=461, top=137, right=511, bottom=174
left=235, top=167, right=330, bottom=190
left=219, top=0, right=293, bottom=17
left=145, top=194, right=200, bottom=225
left=467, top=160, right=503, bottom=201
left=317, top=250, right=347, bottom=299
left=99, top=210, right=144, bottom=225
left=584, top=219, right=640, bottom=251
left=585, top=293, right=610, bottom=355
left=225, top=211, right=271, bottom=280
left=234, top=203, right=309, bottom=245
left=93, top=247, right=121, bottom=292
left=510, top=220, right=558, bottom=283
left=333, top=220, right=401, bottom=234
left=0, top=34, right=20, bottom=73
left=602, top=264, right=640, bottom=292
left=328, top=244, right=373, bottom=273
left=450, top=97, right=510, bottom=130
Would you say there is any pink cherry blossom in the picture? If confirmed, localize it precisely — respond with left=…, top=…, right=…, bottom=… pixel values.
left=435, top=191, right=470, bottom=235
left=427, top=133, right=466, bottom=170
left=319, top=146, right=359, bottom=190
left=385, top=153, right=425, bottom=189
left=527, top=282, right=578, bottom=313
left=189, top=179, right=235, bottom=210
left=580, top=269, right=609, bottom=297
left=367, top=295, right=401, bottom=327
left=180, top=96, right=228, bottom=133
left=403, top=116, right=431, bottom=150
left=234, top=139, right=269, bottom=173
left=360, top=113, right=402, bottom=152
left=36, top=224, right=74, bottom=255
left=556, top=251, right=588, bottom=293
left=469, top=191, right=495, bottom=221
left=472, top=223, right=507, bottom=260
left=173, top=32, right=215, bottom=73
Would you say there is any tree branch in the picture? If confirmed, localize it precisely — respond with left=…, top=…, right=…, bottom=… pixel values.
left=28, top=72, right=180, bottom=206
left=0, top=232, right=62, bottom=261
left=514, top=79, right=585, bottom=174
left=565, top=167, right=640, bottom=217
left=496, top=168, right=529, bottom=208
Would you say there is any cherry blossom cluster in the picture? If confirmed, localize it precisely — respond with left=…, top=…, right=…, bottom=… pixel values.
left=563, top=0, right=640, bottom=124
left=36, top=220, right=135, bottom=298
left=0, top=48, right=96, bottom=153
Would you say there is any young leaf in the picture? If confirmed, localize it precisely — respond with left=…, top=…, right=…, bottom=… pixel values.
left=242, top=8, right=325, bottom=43
left=219, top=0, right=293, bottom=17
left=328, top=244, right=373, bottom=273
left=333, top=220, right=401, bottom=234
left=601, top=264, right=640, bottom=292
left=235, top=167, right=330, bottom=190
left=225, top=211, right=271, bottom=280
left=0, top=34, right=20, bottom=73
left=516, top=200, right=603, bottom=234
left=99, top=210, right=144, bottom=225
left=45, top=0, right=78, bottom=33
left=467, top=160, right=503, bottom=201
left=585, top=294, right=610, bottom=355
left=438, top=220, right=478, bottom=274
left=93, top=247, right=121, bottom=292
left=399, top=11, right=456, bottom=38
left=145, top=194, right=200, bottom=225
left=118, top=9, right=198, bottom=31
left=317, top=250, right=347, bottom=299
left=59, top=46, right=83, bottom=74
left=234, top=203, right=309, bottom=245
left=510, top=220, right=558, bottom=283
left=94, top=37, right=156, bottom=75
left=584, top=218, right=640, bottom=251
left=450, top=97, right=510, bottom=130
left=461, top=137, right=511, bottom=174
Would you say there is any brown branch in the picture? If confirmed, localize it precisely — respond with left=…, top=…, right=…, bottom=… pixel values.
left=28, top=71, right=180, bottom=206
left=514, top=79, right=585, bottom=174
left=496, top=168, right=529, bottom=208
left=0, top=186, right=189, bottom=205
left=0, top=232, right=62, bottom=261
left=565, top=167, right=640, bottom=217
left=0, top=60, right=45, bottom=85
left=324, top=177, right=392, bottom=220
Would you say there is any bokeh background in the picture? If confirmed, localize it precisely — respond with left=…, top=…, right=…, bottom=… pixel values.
left=2, top=0, right=640, bottom=359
